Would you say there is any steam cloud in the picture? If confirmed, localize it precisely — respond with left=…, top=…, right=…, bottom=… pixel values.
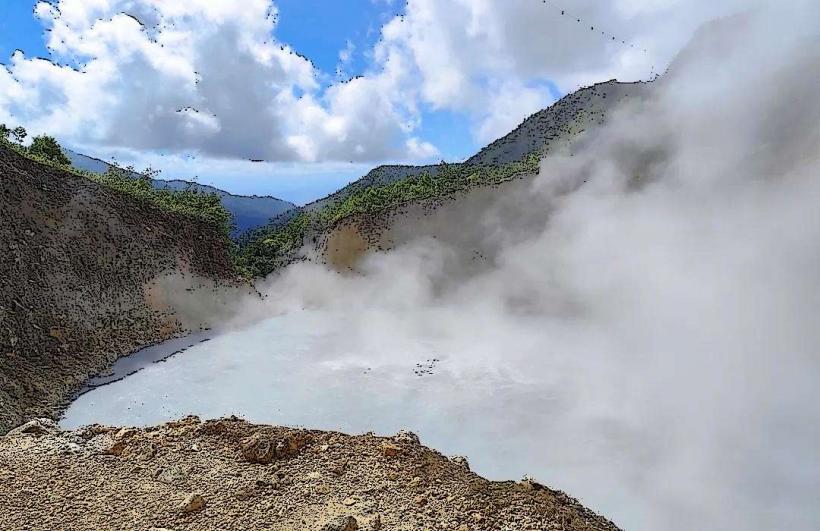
left=222, top=4, right=820, bottom=530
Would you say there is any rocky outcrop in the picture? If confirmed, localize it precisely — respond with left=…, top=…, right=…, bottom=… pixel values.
left=0, top=145, right=240, bottom=431
left=0, top=417, right=622, bottom=530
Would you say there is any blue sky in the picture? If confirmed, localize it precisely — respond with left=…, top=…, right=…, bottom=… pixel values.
left=0, top=2, right=48, bottom=60
left=0, top=0, right=710, bottom=203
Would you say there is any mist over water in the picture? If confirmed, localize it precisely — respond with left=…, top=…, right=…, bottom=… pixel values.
left=64, top=5, right=820, bottom=530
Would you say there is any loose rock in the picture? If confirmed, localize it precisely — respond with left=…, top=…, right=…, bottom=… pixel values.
left=177, top=492, right=206, bottom=513
left=321, top=516, right=359, bottom=531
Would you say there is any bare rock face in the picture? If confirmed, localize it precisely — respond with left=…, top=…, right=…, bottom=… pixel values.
left=0, top=144, right=240, bottom=433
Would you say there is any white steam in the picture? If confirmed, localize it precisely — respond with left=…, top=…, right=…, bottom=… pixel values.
left=243, top=5, right=820, bottom=530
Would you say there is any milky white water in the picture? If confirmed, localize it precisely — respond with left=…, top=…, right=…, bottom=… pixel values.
left=61, top=309, right=643, bottom=527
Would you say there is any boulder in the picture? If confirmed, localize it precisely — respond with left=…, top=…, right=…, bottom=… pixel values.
left=450, top=455, right=470, bottom=470
left=240, top=433, right=276, bottom=464
left=393, top=430, right=419, bottom=444
left=177, top=493, right=205, bottom=513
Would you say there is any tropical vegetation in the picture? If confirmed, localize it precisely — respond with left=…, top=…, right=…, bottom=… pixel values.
left=235, top=152, right=541, bottom=277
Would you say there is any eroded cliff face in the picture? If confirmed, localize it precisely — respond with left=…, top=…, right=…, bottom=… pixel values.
left=0, top=145, right=241, bottom=431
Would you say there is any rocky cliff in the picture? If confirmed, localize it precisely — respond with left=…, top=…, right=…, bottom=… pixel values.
left=0, top=144, right=239, bottom=431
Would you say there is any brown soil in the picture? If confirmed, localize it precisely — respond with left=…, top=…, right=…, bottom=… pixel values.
left=0, top=145, right=240, bottom=432
left=0, top=417, right=621, bottom=531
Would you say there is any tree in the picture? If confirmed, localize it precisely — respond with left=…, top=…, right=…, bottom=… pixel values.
left=29, top=135, right=71, bottom=166
left=11, top=126, right=27, bottom=144
left=0, top=124, right=9, bottom=141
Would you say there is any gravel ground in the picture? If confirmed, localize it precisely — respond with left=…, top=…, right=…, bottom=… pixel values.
left=0, top=416, right=621, bottom=531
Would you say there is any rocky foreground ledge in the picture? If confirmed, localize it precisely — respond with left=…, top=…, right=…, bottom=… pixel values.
left=0, top=417, right=619, bottom=531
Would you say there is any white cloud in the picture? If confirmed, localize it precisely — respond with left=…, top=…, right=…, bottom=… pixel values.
left=474, top=80, right=554, bottom=144
left=372, top=0, right=751, bottom=142
left=1, top=0, right=430, bottom=163
left=1, top=0, right=752, bottom=164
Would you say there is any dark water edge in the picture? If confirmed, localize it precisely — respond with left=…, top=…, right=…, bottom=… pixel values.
left=76, top=331, right=213, bottom=397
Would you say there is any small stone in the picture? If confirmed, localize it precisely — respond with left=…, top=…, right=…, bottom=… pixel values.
left=414, top=495, right=427, bottom=506
left=240, top=431, right=310, bottom=464
left=519, top=477, right=546, bottom=492
left=140, top=443, right=158, bottom=461
left=342, top=497, right=357, bottom=506
left=177, top=493, right=205, bottom=513
left=235, top=487, right=256, bottom=501
left=321, top=516, right=359, bottom=531
left=276, top=432, right=311, bottom=458
left=158, top=466, right=188, bottom=485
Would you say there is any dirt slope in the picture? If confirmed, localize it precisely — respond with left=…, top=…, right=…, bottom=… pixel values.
left=0, top=416, right=621, bottom=531
left=0, top=145, right=239, bottom=431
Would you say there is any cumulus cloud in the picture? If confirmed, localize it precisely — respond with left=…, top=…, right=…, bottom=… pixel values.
left=0, top=0, right=428, bottom=162
left=1, top=0, right=752, bottom=163
left=373, top=0, right=751, bottom=141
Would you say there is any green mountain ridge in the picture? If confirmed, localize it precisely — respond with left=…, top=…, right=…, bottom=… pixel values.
left=65, top=150, right=297, bottom=237
left=237, top=79, right=651, bottom=278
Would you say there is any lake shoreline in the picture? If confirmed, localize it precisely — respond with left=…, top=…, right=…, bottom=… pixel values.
left=47, top=329, right=215, bottom=428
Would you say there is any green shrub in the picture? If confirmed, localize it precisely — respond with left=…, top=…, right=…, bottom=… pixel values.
left=97, top=164, right=233, bottom=237
left=29, top=135, right=70, bottom=166
left=11, top=126, right=27, bottom=145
